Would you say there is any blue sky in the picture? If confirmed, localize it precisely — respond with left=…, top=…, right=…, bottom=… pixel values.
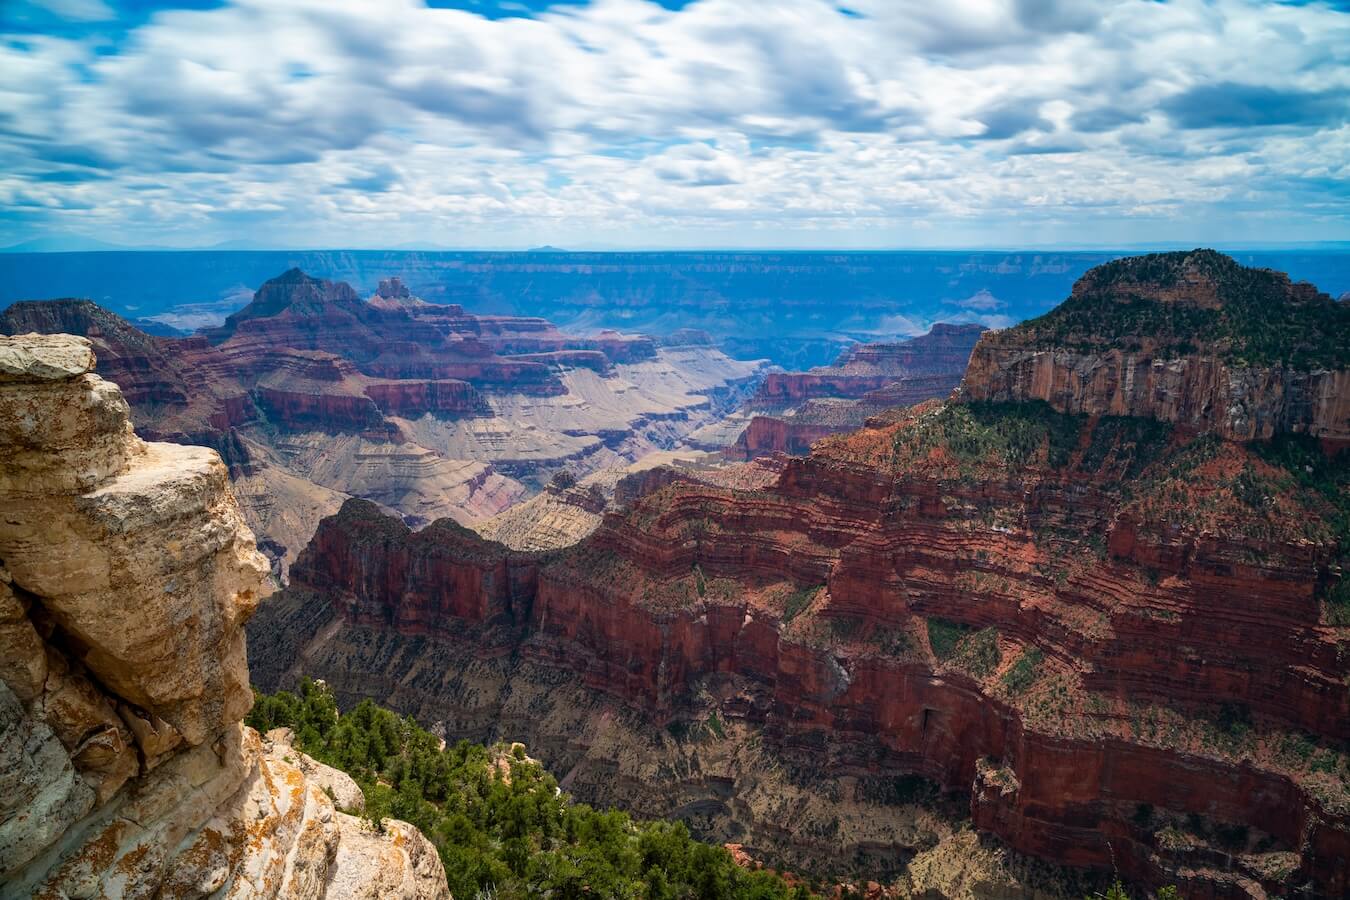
left=1, top=0, right=1347, bottom=249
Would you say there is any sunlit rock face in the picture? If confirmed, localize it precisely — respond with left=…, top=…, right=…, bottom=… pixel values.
left=962, top=250, right=1350, bottom=445
left=1, top=274, right=767, bottom=578
left=0, top=332, right=449, bottom=900
left=727, top=323, right=987, bottom=461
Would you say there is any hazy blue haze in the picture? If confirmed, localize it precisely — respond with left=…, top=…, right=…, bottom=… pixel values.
left=3, top=248, right=1344, bottom=367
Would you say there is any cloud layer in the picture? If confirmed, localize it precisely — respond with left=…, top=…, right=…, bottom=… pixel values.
left=1, top=0, right=1347, bottom=247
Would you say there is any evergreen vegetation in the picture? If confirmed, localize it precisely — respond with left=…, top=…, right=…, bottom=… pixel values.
left=247, top=680, right=814, bottom=900
left=925, top=617, right=973, bottom=660
left=893, top=401, right=1082, bottom=475
left=1014, top=250, right=1350, bottom=368
left=1001, top=647, right=1043, bottom=695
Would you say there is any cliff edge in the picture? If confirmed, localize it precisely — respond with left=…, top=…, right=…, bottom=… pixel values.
left=962, top=249, right=1349, bottom=443
left=0, top=333, right=449, bottom=899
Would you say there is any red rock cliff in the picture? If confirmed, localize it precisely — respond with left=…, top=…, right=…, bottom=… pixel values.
left=265, top=253, right=1350, bottom=898
left=282, top=398, right=1349, bottom=897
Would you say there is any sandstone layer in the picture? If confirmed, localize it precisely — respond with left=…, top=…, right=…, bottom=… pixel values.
left=477, top=451, right=787, bottom=552
left=0, top=333, right=449, bottom=899
left=962, top=250, right=1350, bottom=445
left=727, top=324, right=985, bottom=460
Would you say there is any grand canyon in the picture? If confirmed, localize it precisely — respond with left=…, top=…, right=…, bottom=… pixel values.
left=237, top=250, right=1349, bottom=898
left=6, top=247, right=1342, bottom=898
left=4, top=1, right=1350, bottom=895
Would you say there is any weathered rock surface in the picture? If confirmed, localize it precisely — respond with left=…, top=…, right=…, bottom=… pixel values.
left=1, top=279, right=766, bottom=574
left=962, top=250, right=1350, bottom=444
left=0, top=333, right=449, bottom=899
left=727, top=324, right=984, bottom=460
left=751, top=323, right=985, bottom=408
left=477, top=450, right=782, bottom=552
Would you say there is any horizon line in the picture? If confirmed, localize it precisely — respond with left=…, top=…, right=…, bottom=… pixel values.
left=6, top=242, right=1350, bottom=254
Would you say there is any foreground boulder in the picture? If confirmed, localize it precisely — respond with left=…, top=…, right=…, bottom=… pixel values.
left=0, top=333, right=449, bottom=899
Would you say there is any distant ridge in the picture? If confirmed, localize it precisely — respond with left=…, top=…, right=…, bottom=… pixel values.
left=0, top=235, right=131, bottom=253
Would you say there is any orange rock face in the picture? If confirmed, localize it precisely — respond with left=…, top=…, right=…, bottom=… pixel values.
left=961, top=250, right=1350, bottom=445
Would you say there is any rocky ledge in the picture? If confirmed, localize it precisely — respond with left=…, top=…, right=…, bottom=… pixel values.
left=0, top=333, right=449, bottom=899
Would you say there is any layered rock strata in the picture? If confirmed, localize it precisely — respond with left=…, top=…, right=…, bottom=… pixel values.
left=0, top=333, right=449, bottom=899
left=962, top=250, right=1350, bottom=444
left=1, top=277, right=766, bottom=573
left=256, top=410, right=1350, bottom=898
left=250, top=254, right=1350, bottom=899
left=750, top=323, right=985, bottom=408
left=729, top=324, right=985, bottom=460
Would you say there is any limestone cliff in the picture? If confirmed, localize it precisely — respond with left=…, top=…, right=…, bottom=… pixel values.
left=0, top=333, right=449, bottom=899
left=962, top=250, right=1350, bottom=444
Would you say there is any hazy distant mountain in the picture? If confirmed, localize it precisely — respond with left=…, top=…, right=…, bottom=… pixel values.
left=2, top=249, right=1346, bottom=369
left=1, top=235, right=131, bottom=253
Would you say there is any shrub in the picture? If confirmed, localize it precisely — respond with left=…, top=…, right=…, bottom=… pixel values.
left=783, top=585, right=822, bottom=623
left=1001, top=647, right=1043, bottom=695
left=926, top=618, right=973, bottom=660
left=249, top=680, right=812, bottom=899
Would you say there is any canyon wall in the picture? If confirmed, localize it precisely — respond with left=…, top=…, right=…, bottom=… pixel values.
left=256, top=428, right=1350, bottom=897
left=962, top=250, right=1350, bottom=444
left=750, top=323, right=985, bottom=409
left=1, top=273, right=766, bottom=574
left=250, top=253, right=1350, bottom=899
left=727, top=324, right=985, bottom=460
left=0, top=333, right=449, bottom=899
left=963, top=345, right=1350, bottom=445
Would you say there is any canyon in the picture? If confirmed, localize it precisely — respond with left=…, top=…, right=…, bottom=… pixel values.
left=1, top=272, right=766, bottom=578
left=723, top=323, right=985, bottom=461
left=0, top=332, right=449, bottom=898
left=4, top=250, right=1347, bottom=370
left=246, top=251, right=1350, bottom=898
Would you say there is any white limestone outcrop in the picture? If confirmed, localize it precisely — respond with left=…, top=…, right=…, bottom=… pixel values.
left=0, top=333, right=449, bottom=899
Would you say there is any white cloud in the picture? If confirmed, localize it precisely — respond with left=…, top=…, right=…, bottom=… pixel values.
left=29, top=0, right=115, bottom=22
left=0, top=0, right=1347, bottom=247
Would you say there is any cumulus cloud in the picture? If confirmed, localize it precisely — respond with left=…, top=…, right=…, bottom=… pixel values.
left=0, top=0, right=1347, bottom=247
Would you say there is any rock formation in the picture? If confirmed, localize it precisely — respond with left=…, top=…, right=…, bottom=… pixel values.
left=752, top=323, right=987, bottom=408
left=478, top=452, right=788, bottom=552
left=962, top=250, right=1349, bottom=445
left=724, top=323, right=985, bottom=460
left=0, top=333, right=449, bottom=899
left=1, top=273, right=767, bottom=575
left=248, top=253, right=1349, bottom=898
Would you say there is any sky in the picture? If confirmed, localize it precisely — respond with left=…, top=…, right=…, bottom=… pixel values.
left=1, top=0, right=1348, bottom=249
